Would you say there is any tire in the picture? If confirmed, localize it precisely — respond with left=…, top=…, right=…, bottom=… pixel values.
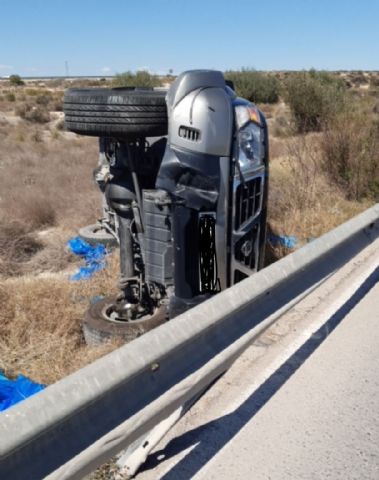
left=82, top=295, right=168, bottom=345
left=79, top=223, right=118, bottom=247
left=64, top=88, right=168, bottom=138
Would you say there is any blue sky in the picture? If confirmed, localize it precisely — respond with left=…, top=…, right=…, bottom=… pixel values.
left=0, top=0, right=378, bottom=76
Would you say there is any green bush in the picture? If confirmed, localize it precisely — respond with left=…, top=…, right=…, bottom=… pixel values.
left=9, top=74, right=24, bottom=86
left=112, top=70, right=161, bottom=88
left=224, top=69, right=279, bottom=104
left=283, top=70, right=347, bottom=133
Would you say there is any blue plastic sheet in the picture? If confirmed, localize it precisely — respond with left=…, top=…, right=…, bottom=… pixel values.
left=268, top=234, right=298, bottom=249
left=67, top=236, right=107, bottom=281
left=0, top=372, right=45, bottom=412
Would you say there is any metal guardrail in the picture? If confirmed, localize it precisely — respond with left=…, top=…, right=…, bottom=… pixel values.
left=1, top=204, right=378, bottom=480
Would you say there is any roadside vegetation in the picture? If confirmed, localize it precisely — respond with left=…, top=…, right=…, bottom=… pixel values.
left=112, top=70, right=161, bottom=88
left=0, top=69, right=377, bottom=385
left=9, top=74, right=24, bottom=86
left=268, top=69, right=378, bottom=255
left=225, top=69, right=279, bottom=103
left=282, top=69, right=347, bottom=132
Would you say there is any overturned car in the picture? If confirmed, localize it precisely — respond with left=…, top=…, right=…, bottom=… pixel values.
left=63, top=70, right=269, bottom=344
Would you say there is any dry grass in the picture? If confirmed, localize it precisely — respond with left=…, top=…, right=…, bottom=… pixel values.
left=0, top=123, right=100, bottom=229
left=0, top=85, right=117, bottom=384
left=321, top=112, right=379, bottom=200
left=0, top=221, right=44, bottom=276
left=268, top=133, right=373, bottom=242
left=269, top=137, right=288, bottom=160
left=0, top=253, right=120, bottom=384
left=0, top=81, right=115, bottom=385
left=0, top=122, right=101, bottom=280
left=15, top=103, right=51, bottom=123
left=23, top=241, right=75, bottom=275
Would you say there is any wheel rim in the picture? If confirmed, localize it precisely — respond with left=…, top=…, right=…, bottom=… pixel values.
left=101, top=302, right=160, bottom=325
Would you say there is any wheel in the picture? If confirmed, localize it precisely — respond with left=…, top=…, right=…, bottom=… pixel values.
left=63, top=88, right=168, bottom=138
left=78, top=223, right=118, bottom=247
left=82, top=295, right=168, bottom=345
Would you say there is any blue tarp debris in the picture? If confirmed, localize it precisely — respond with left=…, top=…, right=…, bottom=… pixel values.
left=67, top=236, right=107, bottom=281
left=0, top=372, right=45, bottom=412
left=268, top=234, right=298, bottom=249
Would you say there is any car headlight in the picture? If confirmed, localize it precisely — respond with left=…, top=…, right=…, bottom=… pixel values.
left=238, top=122, right=264, bottom=171
left=235, top=104, right=261, bottom=129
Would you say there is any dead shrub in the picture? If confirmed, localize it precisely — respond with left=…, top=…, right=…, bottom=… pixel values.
left=321, top=113, right=379, bottom=200
left=55, top=119, right=65, bottom=130
left=35, top=94, right=52, bottom=106
left=50, top=92, right=64, bottom=111
left=373, top=102, right=379, bottom=114
left=0, top=221, right=44, bottom=276
left=5, top=92, right=15, bottom=102
left=15, top=103, right=50, bottom=123
left=51, top=129, right=60, bottom=140
left=268, top=131, right=373, bottom=243
left=23, top=243, right=75, bottom=275
left=350, top=72, right=367, bottom=87
left=30, top=129, right=43, bottom=143
left=269, top=134, right=325, bottom=236
left=370, top=76, right=379, bottom=88
left=0, top=219, right=79, bottom=278
left=271, top=114, right=293, bottom=137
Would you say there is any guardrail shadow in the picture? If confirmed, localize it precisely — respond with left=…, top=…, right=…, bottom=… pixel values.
left=141, top=267, right=379, bottom=479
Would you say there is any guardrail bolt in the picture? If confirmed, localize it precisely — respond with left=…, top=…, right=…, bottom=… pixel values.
left=151, top=362, right=160, bottom=372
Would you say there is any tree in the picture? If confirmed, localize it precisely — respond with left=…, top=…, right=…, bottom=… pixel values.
left=9, top=74, right=24, bottom=86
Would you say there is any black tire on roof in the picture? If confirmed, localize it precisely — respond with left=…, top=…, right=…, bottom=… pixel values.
left=63, top=88, right=168, bottom=138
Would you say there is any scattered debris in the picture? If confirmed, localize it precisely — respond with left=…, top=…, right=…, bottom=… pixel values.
left=67, top=236, right=107, bottom=280
left=0, top=371, right=44, bottom=412
left=268, top=234, right=298, bottom=249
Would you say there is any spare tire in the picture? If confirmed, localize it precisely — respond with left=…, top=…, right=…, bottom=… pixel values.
left=82, top=295, right=168, bottom=345
left=78, top=223, right=118, bottom=248
left=64, top=88, right=168, bottom=138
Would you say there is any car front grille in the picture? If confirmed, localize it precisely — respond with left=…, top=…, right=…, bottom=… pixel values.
left=235, top=177, right=262, bottom=230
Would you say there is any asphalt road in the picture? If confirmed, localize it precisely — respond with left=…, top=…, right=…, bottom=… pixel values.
left=196, top=281, right=379, bottom=480
left=134, top=240, right=379, bottom=480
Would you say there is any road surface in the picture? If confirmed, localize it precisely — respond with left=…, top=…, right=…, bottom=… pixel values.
left=135, top=240, right=379, bottom=480
left=196, top=281, right=379, bottom=480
